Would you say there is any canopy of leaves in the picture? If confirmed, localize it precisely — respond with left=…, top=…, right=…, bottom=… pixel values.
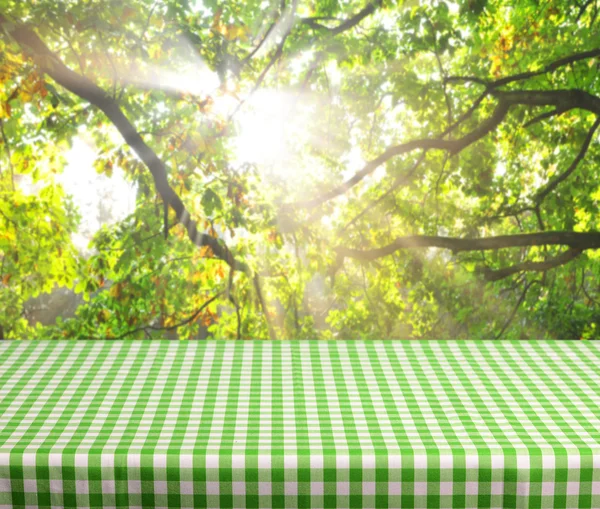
left=1, top=0, right=600, bottom=339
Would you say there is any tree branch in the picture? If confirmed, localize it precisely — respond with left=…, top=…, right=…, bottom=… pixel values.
left=297, top=48, right=600, bottom=215
left=340, top=151, right=427, bottom=234
left=114, top=292, right=223, bottom=339
left=534, top=116, right=600, bottom=204
left=494, top=47, right=600, bottom=87
left=576, top=0, right=596, bottom=22
left=284, top=99, right=511, bottom=210
left=478, top=248, right=583, bottom=282
left=286, top=87, right=600, bottom=211
left=253, top=273, right=277, bottom=339
left=492, top=88, right=600, bottom=113
left=1, top=14, right=248, bottom=273
left=335, top=231, right=600, bottom=262
left=495, top=279, right=541, bottom=339
left=0, top=119, right=15, bottom=191
left=227, top=266, right=242, bottom=339
left=522, top=107, right=565, bottom=128
left=301, top=0, right=382, bottom=36
left=241, top=13, right=281, bottom=65
left=227, top=0, right=297, bottom=122
left=446, top=47, right=600, bottom=88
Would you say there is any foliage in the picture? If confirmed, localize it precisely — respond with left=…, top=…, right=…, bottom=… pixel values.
left=1, top=0, right=600, bottom=339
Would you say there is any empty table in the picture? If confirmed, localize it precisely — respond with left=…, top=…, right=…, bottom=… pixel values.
left=0, top=340, right=599, bottom=508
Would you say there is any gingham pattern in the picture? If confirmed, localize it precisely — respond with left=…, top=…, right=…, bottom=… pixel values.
left=0, top=340, right=599, bottom=509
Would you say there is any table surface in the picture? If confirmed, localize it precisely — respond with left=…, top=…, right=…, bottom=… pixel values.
left=0, top=340, right=599, bottom=509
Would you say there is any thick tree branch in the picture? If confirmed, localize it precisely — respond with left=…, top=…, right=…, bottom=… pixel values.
left=285, top=99, right=511, bottom=210
left=478, top=249, right=583, bottom=282
left=1, top=14, right=248, bottom=272
left=301, top=0, right=382, bottom=36
left=286, top=87, right=600, bottom=211
left=494, top=47, right=600, bottom=87
left=308, top=48, right=600, bottom=212
left=335, top=231, right=600, bottom=262
left=492, top=88, right=600, bottom=113
left=446, top=47, right=600, bottom=88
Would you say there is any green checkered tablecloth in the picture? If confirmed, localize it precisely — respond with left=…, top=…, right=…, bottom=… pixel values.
left=0, top=341, right=599, bottom=509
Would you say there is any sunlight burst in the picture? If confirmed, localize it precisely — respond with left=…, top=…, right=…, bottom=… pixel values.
left=231, top=90, right=291, bottom=170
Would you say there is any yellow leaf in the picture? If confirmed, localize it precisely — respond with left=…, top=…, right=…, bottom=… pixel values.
left=19, top=90, right=33, bottom=102
left=98, top=309, right=111, bottom=322
left=201, top=311, right=213, bottom=327
left=199, top=245, right=214, bottom=258
left=109, top=283, right=122, bottom=298
left=211, top=21, right=227, bottom=37
left=4, top=52, right=22, bottom=65
left=224, top=24, right=247, bottom=41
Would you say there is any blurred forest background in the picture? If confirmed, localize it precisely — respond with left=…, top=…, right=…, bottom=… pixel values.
left=1, top=0, right=600, bottom=339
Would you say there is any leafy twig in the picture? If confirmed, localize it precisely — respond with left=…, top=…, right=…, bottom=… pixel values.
left=114, top=291, right=223, bottom=339
left=495, top=279, right=540, bottom=339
